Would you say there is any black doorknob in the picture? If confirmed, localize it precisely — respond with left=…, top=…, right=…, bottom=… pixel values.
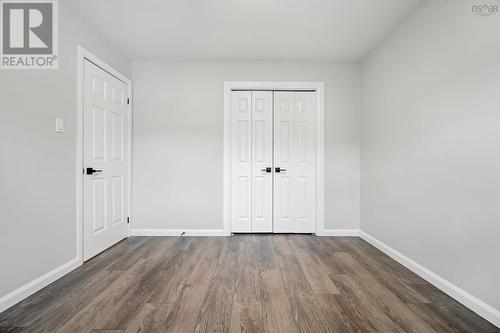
left=261, top=167, right=272, bottom=173
left=275, top=167, right=287, bottom=173
left=86, top=167, right=103, bottom=175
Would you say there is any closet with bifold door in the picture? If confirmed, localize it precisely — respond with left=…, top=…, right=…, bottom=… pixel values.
left=230, top=90, right=317, bottom=233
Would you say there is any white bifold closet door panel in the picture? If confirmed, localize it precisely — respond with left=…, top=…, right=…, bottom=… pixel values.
left=274, top=92, right=316, bottom=233
left=251, top=92, right=273, bottom=232
left=231, top=91, right=252, bottom=232
left=231, top=91, right=273, bottom=232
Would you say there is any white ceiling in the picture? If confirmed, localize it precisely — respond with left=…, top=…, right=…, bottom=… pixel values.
left=67, top=0, right=424, bottom=62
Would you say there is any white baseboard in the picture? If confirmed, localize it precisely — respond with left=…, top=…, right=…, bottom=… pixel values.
left=130, top=229, right=226, bottom=237
left=132, top=228, right=361, bottom=237
left=0, top=257, right=82, bottom=314
left=319, top=229, right=360, bottom=236
left=359, top=231, right=500, bottom=328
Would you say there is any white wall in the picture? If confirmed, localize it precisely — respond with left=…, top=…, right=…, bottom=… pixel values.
left=361, top=0, right=500, bottom=317
left=0, top=2, right=130, bottom=302
left=132, top=61, right=361, bottom=232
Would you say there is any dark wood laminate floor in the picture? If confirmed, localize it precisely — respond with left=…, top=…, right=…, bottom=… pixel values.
left=0, top=235, right=498, bottom=333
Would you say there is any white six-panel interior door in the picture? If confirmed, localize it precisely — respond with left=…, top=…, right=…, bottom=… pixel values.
left=231, top=90, right=316, bottom=233
left=83, top=60, right=130, bottom=260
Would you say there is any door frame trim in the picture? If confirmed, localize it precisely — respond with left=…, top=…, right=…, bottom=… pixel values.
left=223, top=81, right=325, bottom=236
left=76, top=46, right=133, bottom=262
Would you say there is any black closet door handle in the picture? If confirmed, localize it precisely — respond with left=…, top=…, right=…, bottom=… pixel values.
left=261, top=167, right=272, bottom=173
left=86, top=167, right=103, bottom=175
left=275, top=167, right=286, bottom=173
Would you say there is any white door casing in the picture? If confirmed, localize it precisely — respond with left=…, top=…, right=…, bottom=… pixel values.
left=83, top=59, right=129, bottom=260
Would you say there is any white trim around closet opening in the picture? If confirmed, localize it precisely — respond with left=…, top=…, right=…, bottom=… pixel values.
left=223, top=81, right=325, bottom=236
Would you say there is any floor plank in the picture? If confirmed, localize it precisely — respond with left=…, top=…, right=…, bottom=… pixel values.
left=290, top=236, right=340, bottom=295
left=125, top=303, right=173, bottom=333
left=193, top=237, right=242, bottom=333
left=334, top=252, right=437, bottom=333
left=0, top=235, right=497, bottom=333
left=260, top=269, right=299, bottom=333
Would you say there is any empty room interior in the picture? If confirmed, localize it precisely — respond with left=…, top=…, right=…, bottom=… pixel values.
left=0, top=0, right=499, bottom=332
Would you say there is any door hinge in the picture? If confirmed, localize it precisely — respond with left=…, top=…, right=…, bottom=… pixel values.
left=127, top=98, right=130, bottom=105
left=127, top=217, right=130, bottom=224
